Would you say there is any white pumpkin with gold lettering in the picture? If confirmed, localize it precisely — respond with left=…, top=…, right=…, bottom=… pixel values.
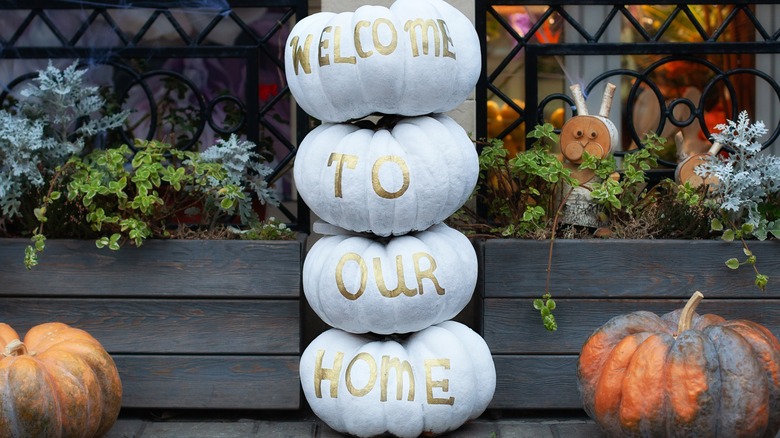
left=284, top=0, right=480, bottom=122
left=303, top=222, right=476, bottom=334
left=301, top=321, right=495, bottom=438
left=294, top=114, right=477, bottom=236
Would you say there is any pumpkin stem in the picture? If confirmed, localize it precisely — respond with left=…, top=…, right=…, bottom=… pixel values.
left=3, top=339, right=28, bottom=357
left=677, top=291, right=704, bottom=336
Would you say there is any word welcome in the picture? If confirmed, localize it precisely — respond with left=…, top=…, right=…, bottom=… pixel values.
left=314, top=349, right=455, bottom=405
left=336, top=251, right=445, bottom=300
left=289, top=17, right=457, bottom=75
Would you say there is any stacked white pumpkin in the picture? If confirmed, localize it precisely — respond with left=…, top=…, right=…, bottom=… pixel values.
left=285, top=0, right=495, bottom=436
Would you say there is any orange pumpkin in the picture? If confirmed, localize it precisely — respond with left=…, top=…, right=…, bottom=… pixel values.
left=577, top=292, right=780, bottom=438
left=0, top=322, right=122, bottom=437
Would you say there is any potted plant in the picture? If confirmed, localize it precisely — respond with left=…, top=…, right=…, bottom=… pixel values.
left=0, top=62, right=305, bottom=410
left=449, top=113, right=780, bottom=411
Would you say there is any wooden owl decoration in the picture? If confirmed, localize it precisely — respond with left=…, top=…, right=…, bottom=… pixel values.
left=675, top=141, right=722, bottom=189
left=561, top=83, right=619, bottom=184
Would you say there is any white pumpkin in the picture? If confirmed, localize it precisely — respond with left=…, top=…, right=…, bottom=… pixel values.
left=284, top=0, right=481, bottom=122
left=300, top=321, right=495, bottom=438
left=303, top=222, right=477, bottom=335
left=294, top=114, right=478, bottom=236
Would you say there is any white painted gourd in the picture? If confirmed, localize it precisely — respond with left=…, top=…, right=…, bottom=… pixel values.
left=294, top=114, right=478, bottom=236
left=284, top=0, right=481, bottom=123
left=303, top=222, right=477, bottom=335
left=300, top=321, right=496, bottom=438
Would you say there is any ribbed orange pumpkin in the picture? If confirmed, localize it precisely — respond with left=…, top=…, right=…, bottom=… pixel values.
left=0, top=322, right=122, bottom=437
left=577, top=292, right=780, bottom=438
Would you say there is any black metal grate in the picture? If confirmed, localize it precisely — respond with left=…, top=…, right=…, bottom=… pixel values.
left=477, top=2, right=780, bottom=181
left=0, top=0, right=309, bottom=231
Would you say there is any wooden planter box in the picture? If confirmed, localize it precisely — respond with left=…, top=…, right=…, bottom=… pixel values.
left=476, top=239, right=780, bottom=411
left=0, top=237, right=305, bottom=410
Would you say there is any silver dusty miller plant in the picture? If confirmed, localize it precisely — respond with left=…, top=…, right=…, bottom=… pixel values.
left=200, top=133, right=279, bottom=224
left=0, top=61, right=128, bottom=222
left=696, top=110, right=780, bottom=290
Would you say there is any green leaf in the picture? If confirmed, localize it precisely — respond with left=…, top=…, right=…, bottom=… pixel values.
left=546, top=299, right=556, bottom=311
left=755, top=274, right=769, bottom=292
left=722, top=230, right=735, bottom=242
left=108, top=233, right=121, bottom=250
left=711, top=218, right=723, bottom=231
left=33, top=207, right=47, bottom=223
left=768, top=222, right=780, bottom=239
left=220, top=198, right=234, bottom=210
left=725, top=258, right=740, bottom=270
left=533, top=299, right=544, bottom=310
left=49, top=191, right=61, bottom=201
left=543, top=314, right=558, bottom=331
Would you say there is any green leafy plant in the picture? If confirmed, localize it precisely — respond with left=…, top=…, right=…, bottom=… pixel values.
left=453, top=124, right=724, bottom=331
left=200, top=134, right=279, bottom=225
left=695, top=111, right=780, bottom=291
left=228, top=217, right=296, bottom=241
left=1, top=62, right=290, bottom=270
left=24, top=138, right=247, bottom=269
left=456, top=123, right=578, bottom=240
left=585, top=132, right=663, bottom=215
left=0, top=61, right=129, bottom=228
left=452, top=123, right=582, bottom=331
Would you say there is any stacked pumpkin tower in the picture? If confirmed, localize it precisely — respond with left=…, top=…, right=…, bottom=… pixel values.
left=284, top=0, right=495, bottom=436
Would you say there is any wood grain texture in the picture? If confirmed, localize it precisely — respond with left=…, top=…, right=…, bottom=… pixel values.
left=480, top=239, right=780, bottom=411
left=479, top=239, right=780, bottom=298
left=0, top=239, right=303, bottom=298
left=483, top=298, right=780, bottom=354
left=0, top=298, right=300, bottom=354
left=0, top=238, right=305, bottom=409
left=114, top=355, right=300, bottom=409
left=491, top=355, right=581, bottom=409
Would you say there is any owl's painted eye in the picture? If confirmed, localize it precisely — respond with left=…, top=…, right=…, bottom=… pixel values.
left=589, top=130, right=598, bottom=140
left=574, top=129, right=584, bottom=139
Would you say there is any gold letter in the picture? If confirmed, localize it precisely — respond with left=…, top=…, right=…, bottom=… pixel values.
left=318, top=26, right=332, bottom=67
left=346, top=352, right=377, bottom=397
left=372, top=156, right=410, bottom=199
left=437, top=19, right=456, bottom=59
left=354, top=20, right=372, bottom=58
left=374, top=255, right=417, bottom=298
left=372, top=18, right=398, bottom=55
left=413, top=252, right=445, bottom=295
left=289, top=34, right=314, bottom=75
left=336, top=252, right=367, bottom=300
left=327, top=153, right=359, bottom=198
left=333, top=26, right=357, bottom=65
left=314, top=349, right=343, bottom=398
left=404, top=19, right=440, bottom=57
left=425, top=359, right=455, bottom=405
left=381, top=355, right=415, bottom=401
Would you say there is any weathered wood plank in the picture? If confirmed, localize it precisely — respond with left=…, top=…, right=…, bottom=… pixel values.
left=0, top=238, right=303, bottom=298
left=0, top=298, right=300, bottom=354
left=483, top=298, right=780, bottom=354
left=479, top=239, right=780, bottom=298
left=491, top=355, right=581, bottom=409
left=114, top=355, right=300, bottom=409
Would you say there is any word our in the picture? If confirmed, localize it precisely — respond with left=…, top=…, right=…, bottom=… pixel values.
left=335, top=251, right=445, bottom=300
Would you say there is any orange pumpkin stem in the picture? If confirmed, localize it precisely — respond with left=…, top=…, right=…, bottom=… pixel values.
left=3, top=339, right=28, bottom=357
left=677, top=291, right=704, bottom=336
